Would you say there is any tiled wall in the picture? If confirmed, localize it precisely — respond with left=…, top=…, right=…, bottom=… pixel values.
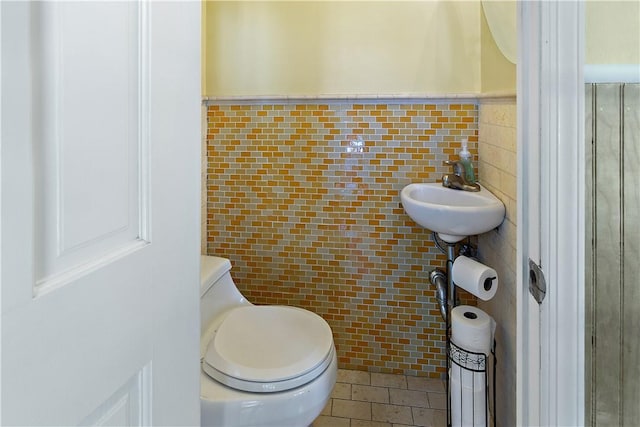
left=205, top=101, right=478, bottom=377
left=476, top=98, right=517, bottom=427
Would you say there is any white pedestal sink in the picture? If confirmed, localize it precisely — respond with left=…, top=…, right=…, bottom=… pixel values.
left=400, top=182, right=505, bottom=243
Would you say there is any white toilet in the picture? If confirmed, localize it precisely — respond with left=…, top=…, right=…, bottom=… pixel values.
left=200, top=255, right=338, bottom=427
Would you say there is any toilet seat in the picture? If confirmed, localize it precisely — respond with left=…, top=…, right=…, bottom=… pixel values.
left=202, top=305, right=334, bottom=393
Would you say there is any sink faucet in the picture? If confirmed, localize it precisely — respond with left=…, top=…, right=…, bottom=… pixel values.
left=442, top=160, right=480, bottom=192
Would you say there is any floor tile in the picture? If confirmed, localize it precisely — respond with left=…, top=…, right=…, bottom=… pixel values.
left=312, top=415, right=351, bottom=427
left=389, top=388, right=429, bottom=408
left=427, top=392, right=447, bottom=409
left=332, top=382, right=352, bottom=400
left=412, top=407, right=446, bottom=427
left=333, top=398, right=372, bottom=420
left=407, top=376, right=446, bottom=393
left=314, top=371, right=447, bottom=427
left=338, top=368, right=371, bottom=385
left=371, top=403, right=414, bottom=425
left=351, top=420, right=393, bottom=427
left=352, top=384, right=390, bottom=404
left=371, top=372, right=407, bottom=389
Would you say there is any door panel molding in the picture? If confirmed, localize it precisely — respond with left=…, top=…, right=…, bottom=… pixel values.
left=80, top=363, right=152, bottom=427
left=32, top=2, right=151, bottom=294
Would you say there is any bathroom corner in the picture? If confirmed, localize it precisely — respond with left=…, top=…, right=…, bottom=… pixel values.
left=472, top=4, right=518, bottom=423
left=477, top=97, right=517, bottom=427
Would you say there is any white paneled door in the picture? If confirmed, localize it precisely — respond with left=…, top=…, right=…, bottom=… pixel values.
left=1, top=2, right=201, bottom=425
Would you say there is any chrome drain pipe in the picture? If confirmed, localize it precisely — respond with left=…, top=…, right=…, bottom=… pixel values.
left=429, top=269, right=448, bottom=322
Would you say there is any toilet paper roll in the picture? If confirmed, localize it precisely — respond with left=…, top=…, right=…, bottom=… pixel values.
left=450, top=362, right=486, bottom=391
left=452, top=256, right=498, bottom=301
left=450, top=366, right=487, bottom=427
left=450, top=306, right=493, bottom=427
left=451, top=305, right=494, bottom=355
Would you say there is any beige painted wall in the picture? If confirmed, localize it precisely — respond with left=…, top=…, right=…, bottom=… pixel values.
left=202, top=1, right=640, bottom=95
left=202, top=1, right=481, bottom=97
left=480, top=3, right=516, bottom=93
left=586, top=1, right=640, bottom=64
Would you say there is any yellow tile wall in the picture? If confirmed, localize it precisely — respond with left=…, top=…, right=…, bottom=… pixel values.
left=205, top=101, right=478, bottom=377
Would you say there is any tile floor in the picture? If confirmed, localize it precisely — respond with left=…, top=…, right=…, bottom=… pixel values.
left=313, top=369, right=447, bottom=427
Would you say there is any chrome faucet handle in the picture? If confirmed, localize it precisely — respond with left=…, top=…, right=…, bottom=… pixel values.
left=443, top=160, right=464, bottom=176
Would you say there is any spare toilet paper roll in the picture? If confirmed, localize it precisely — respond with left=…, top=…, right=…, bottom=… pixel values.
left=450, top=366, right=487, bottom=427
left=452, top=256, right=498, bottom=301
left=451, top=305, right=494, bottom=355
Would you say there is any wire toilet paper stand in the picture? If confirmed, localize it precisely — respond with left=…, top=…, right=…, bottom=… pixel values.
left=428, top=233, right=497, bottom=426
left=446, top=337, right=496, bottom=427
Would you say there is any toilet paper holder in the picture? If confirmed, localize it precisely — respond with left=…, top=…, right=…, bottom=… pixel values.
left=428, top=232, right=497, bottom=426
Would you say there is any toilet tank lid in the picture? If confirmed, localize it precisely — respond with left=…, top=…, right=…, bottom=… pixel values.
left=200, top=255, right=232, bottom=296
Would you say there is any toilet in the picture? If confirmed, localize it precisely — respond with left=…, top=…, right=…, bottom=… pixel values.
left=200, top=255, right=338, bottom=427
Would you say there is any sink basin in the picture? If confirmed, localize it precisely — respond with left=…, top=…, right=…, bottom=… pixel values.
left=400, top=182, right=505, bottom=243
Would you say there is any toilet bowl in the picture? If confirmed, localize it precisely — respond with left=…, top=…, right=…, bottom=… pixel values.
left=200, top=255, right=337, bottom=427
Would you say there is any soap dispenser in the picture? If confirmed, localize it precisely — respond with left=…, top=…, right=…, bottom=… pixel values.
left=458, top=138, right=476, bottom=184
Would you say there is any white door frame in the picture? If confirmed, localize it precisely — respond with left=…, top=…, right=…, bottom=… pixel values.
left=517, top=1, right=585, bottom=426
